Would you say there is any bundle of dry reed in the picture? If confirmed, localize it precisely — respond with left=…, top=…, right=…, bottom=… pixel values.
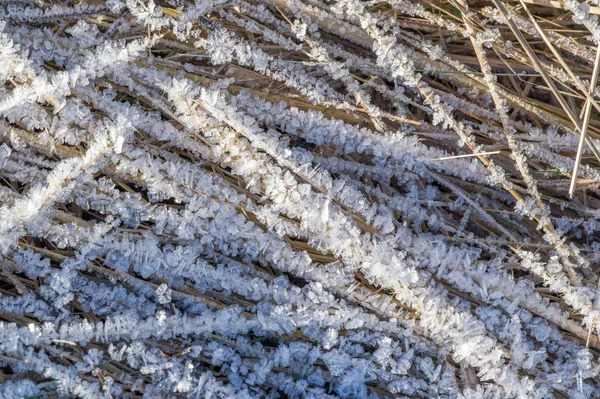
left=2, top=0, right=600, bottom=397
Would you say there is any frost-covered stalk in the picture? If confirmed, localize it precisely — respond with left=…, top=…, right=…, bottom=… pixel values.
left=151, top=71, right=545, bottom=395
left=4, top=0, right=600, bottom=397
left=0, top=121, right=128, bottom=254
left=458, top=3, right=583, bottom=280
left=333, top=0, right=600, bottom=340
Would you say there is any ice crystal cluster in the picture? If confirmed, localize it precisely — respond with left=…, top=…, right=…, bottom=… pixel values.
left=3, top=0, right=600, bottom=397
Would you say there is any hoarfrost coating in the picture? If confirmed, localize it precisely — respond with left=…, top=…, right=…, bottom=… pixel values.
left=2, top=0, right=600, bottom=398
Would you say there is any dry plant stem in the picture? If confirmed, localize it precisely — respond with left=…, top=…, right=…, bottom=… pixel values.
left=417, top=61, right=584, bottom=280
left=514, top=0, right=600, bottom=187
left=5, top=0, right=600, bottom=397
left=490, top=1, right=600, bottom=194
left=491, top=0, right=579, bottom=123
left=457, top=2, right=581, bottom=281
left=386, top=0, right=600, bottom=140
left=491, top=0, right=600, bottom=161
left=350, top=4, right=600, bottom=362
left=516, top=0, right=600, bottom=113
left=570, top=43, right=600, bottom=198
left=479, top=6, right=595, bottom=64
left=8, top=124, right=597, bottom=357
